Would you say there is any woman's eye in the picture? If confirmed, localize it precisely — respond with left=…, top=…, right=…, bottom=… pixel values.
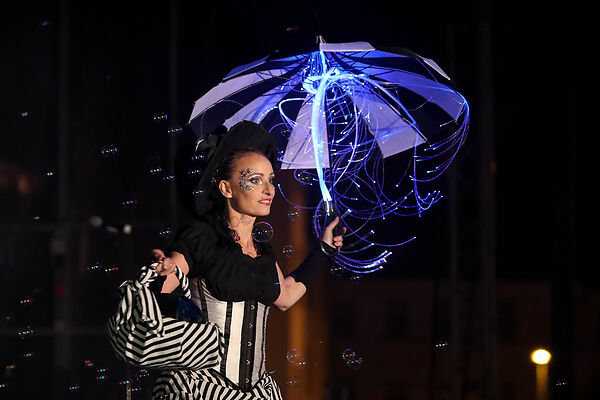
left=269, top=178, right=275, bottom=185
left=249, top=177, right=261, bottom=185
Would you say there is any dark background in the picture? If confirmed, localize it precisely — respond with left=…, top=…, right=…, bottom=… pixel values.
left=0, top=0, right=587, bottom=398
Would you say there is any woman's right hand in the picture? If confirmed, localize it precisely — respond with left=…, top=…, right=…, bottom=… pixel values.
left=321, top=216, right=346, bottom=249
left=152, top=248, right=178, bottom=276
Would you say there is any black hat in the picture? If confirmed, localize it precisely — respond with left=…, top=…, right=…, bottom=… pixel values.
left=175, top=120, right=279, bottom=217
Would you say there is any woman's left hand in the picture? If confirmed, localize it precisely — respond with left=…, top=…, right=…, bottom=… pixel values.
left=152, top=248, right=178, bottom=276
left=321, top=216, right=346, bottom=249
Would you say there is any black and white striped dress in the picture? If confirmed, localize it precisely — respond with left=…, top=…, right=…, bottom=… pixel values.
left=152, top=219, right=283, bottom=399
left=153, top=278, right=282, bottom=399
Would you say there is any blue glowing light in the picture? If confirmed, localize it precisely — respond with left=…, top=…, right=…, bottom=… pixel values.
left=190, top=43, right=470, bottom=273
left=278, top=49, right=469, bottom=273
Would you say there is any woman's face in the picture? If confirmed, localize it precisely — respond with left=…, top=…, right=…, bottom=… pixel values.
left=220, top=152, right=275, bottom=217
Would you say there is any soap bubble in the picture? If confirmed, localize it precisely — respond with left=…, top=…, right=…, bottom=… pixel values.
left=187, top=168, right=203, bottom=177
left=103, top=266, right=119, bottom=273
left=153, top=112, right=167, bottom=122
left=87, top=262, right=119, bottom=274
left=342, top=348, right=363, bottom=370
left=158, top=227, right=172, bottom=238
left=252, top=222, right=273, bottom=243
left=286, top=349, right=306, bottom=368
left=18, top=326, right=34, bottom=339
left=134, top=369, right=149, bottom=379
left=287, top=353, right=306, bottom=368
left=96, top=368, right=108, bottom=381
left=330, top=264, right=344, bottom=277
left=286, top=348, right=301, bottom=362
left=555, top=378, right=568, bottom=388
left=5, top=364, right=16, bottom=377
left=167, top=125, right=182, bottom=135
left=434, top=340, right=448, bottom=351
left=191, top=151, right=207, bottom=162
left=294, top=170, right=313, bottom=185
left=345, top=355, right=363, bottom=370
left=284, top=376, right=300, bottom=388
left=19, top=297, right=33, bottom=305
left=121, top=199, right=139, bottom=207
left=287, top=207, right=300, bottom=221
left=100, top=144, right=118, bottom=157
left=87, top=261, right=103, bottom=272
left=149, top=166, right=163, bottom=176
left=282, top=244, right=295, bottom=258
left=341, top=348, right=356, bottom=361
left=279, top=127, right=292, bottom=137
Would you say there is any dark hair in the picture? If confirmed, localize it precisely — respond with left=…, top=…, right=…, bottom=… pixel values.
left=204, top=147, right=267, bottom=247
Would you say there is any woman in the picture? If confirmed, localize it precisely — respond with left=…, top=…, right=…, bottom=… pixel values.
left=150, top=121, right=344, bottom=399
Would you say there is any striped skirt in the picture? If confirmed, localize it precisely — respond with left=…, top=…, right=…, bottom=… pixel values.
left=152, top=368, right=283, bottom=400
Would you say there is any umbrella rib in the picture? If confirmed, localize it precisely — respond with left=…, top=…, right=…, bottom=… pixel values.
left=326, top=52, right=429, bottom=144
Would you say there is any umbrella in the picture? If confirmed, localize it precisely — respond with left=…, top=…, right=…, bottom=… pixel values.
left=188, top=37, right=469, bottom=272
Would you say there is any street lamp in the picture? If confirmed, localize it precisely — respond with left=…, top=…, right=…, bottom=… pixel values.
left=531, top=348, right=551, bottom=400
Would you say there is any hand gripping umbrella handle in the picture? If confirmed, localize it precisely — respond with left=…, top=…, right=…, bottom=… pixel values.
left=323, top=201, right=345, bottom=237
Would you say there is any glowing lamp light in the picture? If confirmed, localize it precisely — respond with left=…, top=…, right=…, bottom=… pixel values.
left=531, top=349, right=551, bottom=365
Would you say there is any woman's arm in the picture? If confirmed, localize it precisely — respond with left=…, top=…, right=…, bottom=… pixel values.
left=272, top=261, right=307, bottom=312
left=273, top=217, right=345, bottom=311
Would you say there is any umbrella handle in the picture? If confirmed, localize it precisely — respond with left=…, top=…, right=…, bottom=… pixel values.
left=323, top=200, right=345, bottom=237
left=326, top=213, right=345, bottom=237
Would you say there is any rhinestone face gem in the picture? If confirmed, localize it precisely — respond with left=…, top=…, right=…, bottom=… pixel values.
left=239, top=168, right=256, bottom=191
